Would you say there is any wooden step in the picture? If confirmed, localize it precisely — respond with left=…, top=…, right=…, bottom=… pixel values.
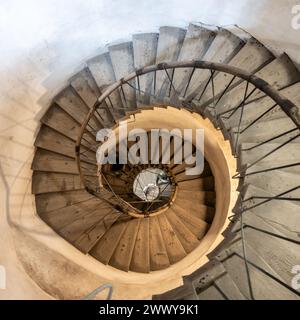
left=172, top=161, right=210, bottom=177
left=177, top=176, right=214, bottom=191
left=175, top=195, right=215, bottom=223
left=55, top=86, right=101, bottom=131
left=35, top=125, right=77, bottom=158
left=243, top=168, right=300, bottom=203
left=58, top=202, right=113, bottom=242
left=41, top=103, right=95, bottom=145
left=177, top=190, right=216, bottom=207
left=74, top=209, right=122, bottom=253
left=158, top=213, right=187, bottom=264
left=34, top=125, right=96, bottom=163
left=109, top=219, right=141, bottom=271
left=54, top=86, right=90, bottom=124
left=236, top=184, right=300, bottom=242
left=35, top=190, right=93, bottom=213
left=149, top=216, right=170, bottom=270
left=219, top=83, right=300, bottom=133
left=90, top=216, right=130, bottom=265
left=165, top=208, right=199, bottom=253
left=32, top=148, right=96, bottom=175
left=171, top=203, right=210, bottom=239
left=241, top=222, right=300, bottom=291
left=130, top=218, right=150, bottom=273
left=32, top=149, right=79, bottom=174
left=32, top=172, right=83, bottom=194
left=40, top=197, right=103, bottom=230
left=213, top=273, right=246, bottom=300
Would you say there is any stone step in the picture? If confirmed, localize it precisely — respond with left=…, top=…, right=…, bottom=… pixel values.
left=219, top=82, right=300, bottom=133
left=222, top=251, right=299, bottom=299
left=184, top=27, right=244, bottom=100
left=230, top=117, right=299, bottom=153
left=109, top=42, right=137, bottom=110
left=215, top=54, right=300, bottom=120
left=228, top=215, right=300, bottom=292
left=71, top=68, right=116, bottom=127
left=238, top=141, right=300, bottom=172
left=132, top=33, right=158, bottom=106
left=243, top=168, right=300, bottom=205
left=235, top=184, right=300, bottom=242
left=194, top=38, right=274, bottom=108
left=171, top=23, right=215, bottom=95
left=87, top=52, right=125, bottom=119
left=153, top=26, right=186, bottom=101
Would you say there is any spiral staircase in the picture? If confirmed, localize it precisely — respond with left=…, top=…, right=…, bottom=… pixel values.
left=31, top=22, right=300, bottom=300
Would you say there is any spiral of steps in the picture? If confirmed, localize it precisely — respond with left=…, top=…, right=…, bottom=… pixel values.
left=31, top=22, right=300, bottom=299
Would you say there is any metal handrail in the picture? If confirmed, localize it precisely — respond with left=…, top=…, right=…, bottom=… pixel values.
left=75, top=60, right=300, bottom=215
left=75, top=60, right=300, bottom=300
left=81, top=283, right=113, bottom=300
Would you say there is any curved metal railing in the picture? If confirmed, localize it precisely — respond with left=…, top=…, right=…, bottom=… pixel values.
left=75, top=60, right=300, bottom=214
left=75, top=60, right=300, bottom=299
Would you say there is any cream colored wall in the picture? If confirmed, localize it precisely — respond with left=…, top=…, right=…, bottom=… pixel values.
left=0, top=0, right=300, bottom=299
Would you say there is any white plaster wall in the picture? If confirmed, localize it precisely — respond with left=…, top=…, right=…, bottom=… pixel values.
left=0, top=0, right=300, bottom=299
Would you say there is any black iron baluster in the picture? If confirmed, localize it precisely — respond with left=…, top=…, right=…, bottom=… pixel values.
left=238, top=133, right=300, bottom=177
left=233, top=81, right=250, bottom=156
left=219, top=87, right=257, bottom=120
left=215, top=75, right=237, bottom=107
left=182, top=67, right=196, bottom=98
left=137, top=74, right=141, bottom=100
left=240, top=103, right=278, bottom=134
left=120, top=84, right=128, bottom=109
left=242, top=185, right=300, bottom=211
left=239, top=213, right=255, bottom=300
left=233, top=162, right=300, bottom=179
left=197, top=70, right=215, bottom=103
left=153, top=70, right=157, bottom=96
left=236, top=224, right=300, bottom=245
left=235, top=252, right=300, bottom=298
